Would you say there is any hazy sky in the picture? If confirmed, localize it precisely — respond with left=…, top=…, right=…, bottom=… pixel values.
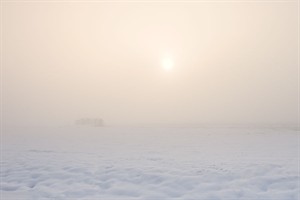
left=2, top=1, right=298, bottom=126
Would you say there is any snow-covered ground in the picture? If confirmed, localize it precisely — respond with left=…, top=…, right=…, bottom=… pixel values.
left=1, top=126, right=299, bottom=199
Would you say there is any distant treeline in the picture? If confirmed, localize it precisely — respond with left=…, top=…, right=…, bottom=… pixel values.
left=75, top=118, right=104, bottom=127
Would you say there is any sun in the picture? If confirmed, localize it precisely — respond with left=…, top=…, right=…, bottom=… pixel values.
left=162, top=57, right=174, bottom=71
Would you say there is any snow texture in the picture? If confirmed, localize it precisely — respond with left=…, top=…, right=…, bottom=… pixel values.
left=1, top=126, right=299, bottom=199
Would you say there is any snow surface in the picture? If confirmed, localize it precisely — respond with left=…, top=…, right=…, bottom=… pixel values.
left=1, top=126, right=299, bottom=199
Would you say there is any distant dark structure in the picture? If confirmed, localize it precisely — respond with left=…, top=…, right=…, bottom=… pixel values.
left=75, top=118, right=104, bottom=127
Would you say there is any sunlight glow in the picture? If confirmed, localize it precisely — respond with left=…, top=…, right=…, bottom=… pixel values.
left=162, top=57, right=174, bottom=71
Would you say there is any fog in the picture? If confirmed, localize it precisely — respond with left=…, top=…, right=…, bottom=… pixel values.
left=2, top=1, right=298, bottom=127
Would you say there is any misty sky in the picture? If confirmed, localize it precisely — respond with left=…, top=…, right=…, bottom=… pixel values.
left=2, top=1, right=298, bottom=126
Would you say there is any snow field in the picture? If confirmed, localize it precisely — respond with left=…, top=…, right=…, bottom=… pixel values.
left=1, top=126, right=299, bottom=199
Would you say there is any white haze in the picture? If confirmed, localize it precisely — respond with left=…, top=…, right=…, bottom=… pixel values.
left=2, top=2, right=298, bottom=127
